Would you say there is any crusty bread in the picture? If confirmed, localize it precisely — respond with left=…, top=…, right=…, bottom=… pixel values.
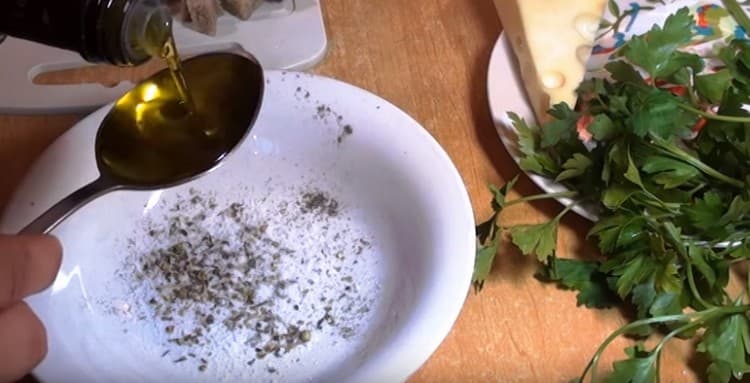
left=185, top=0, right=219, bottom=36
left=170, top=0, right=266, bottom=36
left=166, top=0, right=189, bottom=20
left=221, top=0, right=263, bottom=20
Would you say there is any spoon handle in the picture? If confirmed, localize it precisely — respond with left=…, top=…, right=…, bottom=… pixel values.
left=20, top=177, right=114, bottom=235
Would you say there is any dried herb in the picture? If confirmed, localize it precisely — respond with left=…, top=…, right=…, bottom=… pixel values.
left=114, top=185, right=375, bottom=375
left=337, top=124, right=354, bottom=144
left=299, top=190, right=340, bottom=217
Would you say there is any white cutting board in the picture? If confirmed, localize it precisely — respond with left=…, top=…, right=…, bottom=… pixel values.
left=0, top=0, right=327, bottom=114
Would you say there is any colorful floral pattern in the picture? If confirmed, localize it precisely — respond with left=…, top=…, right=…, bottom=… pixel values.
left=586, top=0, right=750, bottom=74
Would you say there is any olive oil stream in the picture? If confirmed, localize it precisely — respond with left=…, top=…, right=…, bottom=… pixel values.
left=96, top=35, right=250, bottom=186
left=161, top=37, right=194, bottom=112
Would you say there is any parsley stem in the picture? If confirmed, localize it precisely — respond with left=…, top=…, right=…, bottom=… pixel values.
left=582, top=312, right=692, bottom=383
left=686, top=182, right=707, bottom=196
left=654, top=320, right=704, bottom=356
left=555, top=200, right=578, bottom=221
left=651, top=317, right=716, bottom=383
left=678, top=103, right=750, bottom=123
left=504, top=191, right=579, bottom=208
left=653, top=220, right=714, bottom=309
left=687, top=261, right=715, bottom=309
left=648, top=138, right=745, bottom=188
left=656, top=220, right=716, bottom=309
left=581, top=305, right=750, bottom=383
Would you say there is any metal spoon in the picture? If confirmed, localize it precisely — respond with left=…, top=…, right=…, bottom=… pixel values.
left=19, top=51, right=264, bottom=234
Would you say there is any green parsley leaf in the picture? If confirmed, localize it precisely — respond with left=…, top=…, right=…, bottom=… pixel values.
left=556, top=153, right=593, bottom=182
left=604, top=346, right=657, bottom=383
left=589, top=114, right=618, bottom=141
left=648, top=291, right=683, bottom=317
left=589, top=214, right=647, bottom=253
left=605, top=60, right=647, bottom=86
left=510, top=220, right=558, bottom=262
left=609, top=94, right=630, bottom=115
left=473, top=236, right=500, bottom=293
left=602, top=140, right=628, bottom=184
left=640, top=155, right=701, bottom=189
left=689, top=191, right=723, bottom=225
left=717, top=40, right=750, bottom=94
left=510, top=112, right=537, bottom=158
left=577, top=77, right=608, bottom=98
left=605, top=254, right=658, bottom=298
left=629, top=90, right=697, bottom=139
left=631, top=282, right=657, bottom=319
left=602, top=185, right=639, bottom=210
left=656, top=51, right=704, bottom=81
left=624, top=149, right=645, bottom=187
left=474, top=178, right=519, bottom=291
left=619, top=7, right=694, bottom=79
left=541, top=103, right=579, bottom=148
left=697, top=311, right=750, bottom=383
left=688, top=245, right=718, bottom=288
left=696, top=70, right=733, bottom=104
left=537, top=258, right=619, bottom=308
left=489, top=175, right=519, bottom=211
left=601, top=228, right=683, bottom=299
left=684, top=192, right=730, bottom=238
left=720, top=195, right=750, bottom=226
left=511, top=112, right=559, bottom=175
left=475, top=212, right=498, bottom=247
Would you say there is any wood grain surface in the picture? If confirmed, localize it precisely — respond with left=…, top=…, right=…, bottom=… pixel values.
left=0, top=1, right=715, bottom=382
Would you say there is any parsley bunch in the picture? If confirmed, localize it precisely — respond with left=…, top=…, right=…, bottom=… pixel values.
left=474, top=2, right=750, bottom=382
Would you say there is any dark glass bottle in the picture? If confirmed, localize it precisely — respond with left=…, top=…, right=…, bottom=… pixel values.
left=0, top=0, right=173, bottom=66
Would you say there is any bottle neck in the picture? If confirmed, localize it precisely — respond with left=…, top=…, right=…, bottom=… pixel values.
left=84, top=0, right=172, bottom=66
left=0, top=0, right=172, bottom=66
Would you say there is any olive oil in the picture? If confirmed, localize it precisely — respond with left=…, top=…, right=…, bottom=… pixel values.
left=161, top=37, right=194, bottom=111
left=96, top=52, right=264, bottom=186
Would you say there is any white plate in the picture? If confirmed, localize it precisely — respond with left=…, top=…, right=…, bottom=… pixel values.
left=0, top=71, right=475, bottom=383
left=486, top=33, right=598, bottom=221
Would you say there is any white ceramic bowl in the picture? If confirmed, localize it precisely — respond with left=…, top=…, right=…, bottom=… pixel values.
left=0, top=71, right=475, bottom=383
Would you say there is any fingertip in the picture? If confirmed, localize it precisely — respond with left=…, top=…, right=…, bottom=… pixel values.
left=20, top=302, right=48, bottom=366
left=0, top=302, right=48, bottom=382
left=28, top=234, right=63, bottom=263
left=42, top=235, right=63, bottom=274
left=24, top=234, right=63, bottom=294
left=0, top=234, right=63, bottom=306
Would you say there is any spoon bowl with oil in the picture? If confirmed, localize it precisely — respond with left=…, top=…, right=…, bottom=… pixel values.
left=19, top=51, right=264, bottom=234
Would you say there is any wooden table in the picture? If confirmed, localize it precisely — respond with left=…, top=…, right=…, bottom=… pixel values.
left=1, top=1, right=705, bottom=382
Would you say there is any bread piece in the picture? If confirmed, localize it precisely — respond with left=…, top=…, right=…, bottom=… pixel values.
left=493, top=0, right=606, bottom=122
left=185, top=0, right=219, bottom=36
left=221, top=0, right=264, bottom=20
left=165, top=0, right=189, bottom=20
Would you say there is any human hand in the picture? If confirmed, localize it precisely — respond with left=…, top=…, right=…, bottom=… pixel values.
left=0, top=235, right=62, bottom=383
